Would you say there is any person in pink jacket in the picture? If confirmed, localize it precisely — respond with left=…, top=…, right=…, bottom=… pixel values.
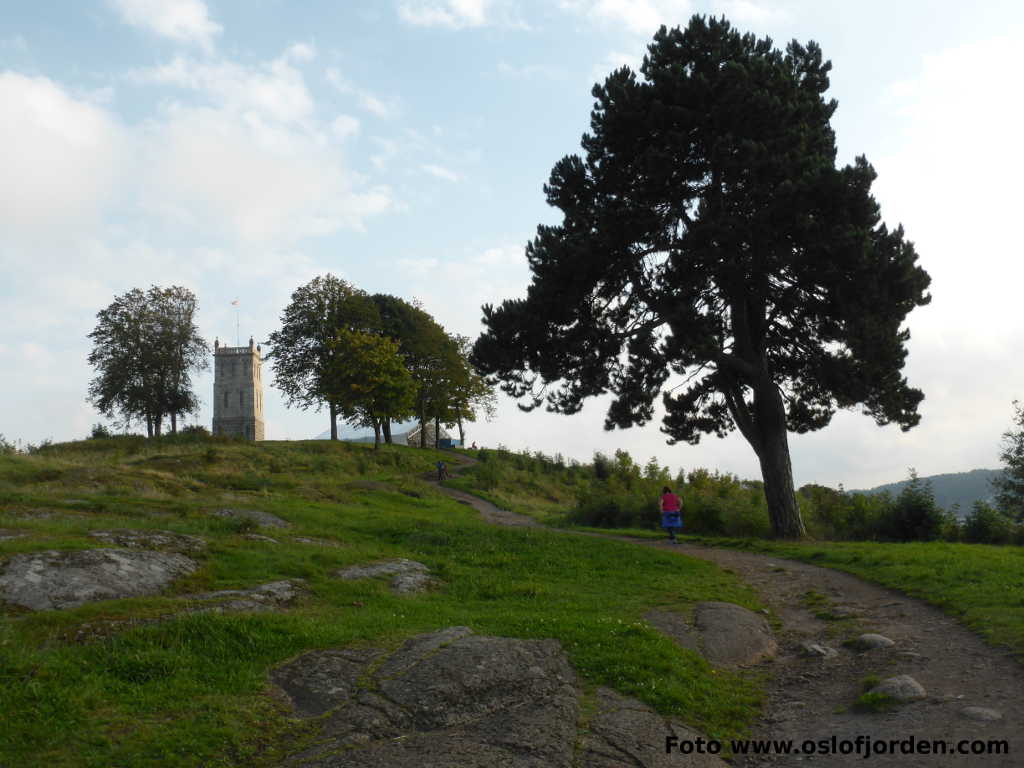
left=660, top=486, right=683, bottom=543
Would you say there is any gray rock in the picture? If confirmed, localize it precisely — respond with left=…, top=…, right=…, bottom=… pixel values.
left=580, top=687, right=728, bottom=767
left=852, top=633, right=895, bottom=650
left=189, top=580, right=305, bottom=612
left=292, top=537, right=342, bottom=548
left=0, top=529, right=26, bottom=541
left=89, top=529, right=206, bottom=553
left=960, top=706, right=1003, bottom=722
left=799, top=642, right=839, bottom=659
left=0, top=549, right=197, bottom=611
left=242, top=534, right=280, bottom=544
left=213, top=508, right=290, bottom=528
left=335, top=558, right=435, bottom=594
left=869, top=674, right=926, bottom=702
left=274, top=627, right=579, bottom=767
left=693, top=602, right=777, bottom=666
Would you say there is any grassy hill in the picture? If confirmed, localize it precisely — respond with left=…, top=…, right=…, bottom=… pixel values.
left=0, top=437, right=763, bottom=767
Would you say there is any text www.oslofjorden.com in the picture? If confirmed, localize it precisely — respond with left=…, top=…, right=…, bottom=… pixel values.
left=665, top=734, right=1010, bottom=759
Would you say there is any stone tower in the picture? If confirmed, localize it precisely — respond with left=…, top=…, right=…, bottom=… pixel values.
left=212, top=337, right=265, bottom=440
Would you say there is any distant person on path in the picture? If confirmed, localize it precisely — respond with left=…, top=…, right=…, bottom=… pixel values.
left=436, top=460, right=449, bottom=481
left=470, top=441, right=478, bottom=450
left=660, top=486, right=682, bottom=543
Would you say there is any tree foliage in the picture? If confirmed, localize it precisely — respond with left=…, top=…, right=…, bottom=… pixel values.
left=322, top=329, right=417, bottom=449
left=87, top=286, right=208, bottom=436
left=472, top=16, right=930, bottom=537
left=992, top=400, right=1024, bottom=522
left=267, top=275, right=380, bottom=439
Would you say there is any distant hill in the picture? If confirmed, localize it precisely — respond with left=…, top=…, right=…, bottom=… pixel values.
left=850, top=469, right=1002, bottom=517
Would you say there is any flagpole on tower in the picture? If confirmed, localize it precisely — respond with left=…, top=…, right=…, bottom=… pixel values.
left=232, top=299, right=240, bottom=346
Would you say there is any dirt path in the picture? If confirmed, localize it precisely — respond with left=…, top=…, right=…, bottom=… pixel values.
left=431, top=463, right=1024, bottom=767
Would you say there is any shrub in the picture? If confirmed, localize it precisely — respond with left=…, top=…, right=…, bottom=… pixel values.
left=89, top=423, right=113, bottom=439
left=877, top=471, right=948, bottom=541
left=962, top=501, right=1014, bottom=544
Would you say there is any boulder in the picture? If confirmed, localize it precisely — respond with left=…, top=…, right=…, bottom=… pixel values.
left=851, top=633, right=895, bottom=650
left=960, top=706, right=1003, bottom=722
left=0, top=549, right=198, bottom=611
left=335, top=558, right=434, bottom=594
left=580, top=687, right=728, bottom=767
left=799, top=642, right=839, bottom=659
left=188, top=579, right=305, bottom=612
left=869, top=674, right=926, bottom=702
left=693, top=602, right=777, bottom=666
left=644, top=604, right=776, bottom=666
left=88, top=529, right=206, bottom=553
left=213, top=508, right=290, bottom=528
left=273, top=627, right=579, bottom=767
left=0, top=529, right=26, bottom=541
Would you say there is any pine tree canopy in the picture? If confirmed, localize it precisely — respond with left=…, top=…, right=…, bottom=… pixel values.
left=473, top=15, right=931, bottom=449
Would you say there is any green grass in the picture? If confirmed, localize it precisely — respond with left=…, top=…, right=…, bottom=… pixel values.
left=0, top=438, right=765, bottom=766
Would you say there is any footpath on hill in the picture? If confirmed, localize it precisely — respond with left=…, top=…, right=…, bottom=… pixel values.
left=431, top=457, right=1024, bottom=768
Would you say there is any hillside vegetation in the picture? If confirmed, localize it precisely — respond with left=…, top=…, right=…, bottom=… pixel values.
left=0, top=437, right=763, bottom=767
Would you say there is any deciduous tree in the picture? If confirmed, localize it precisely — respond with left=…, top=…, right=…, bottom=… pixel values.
left=472, top=16, right=931, bottom=537
left=87, top=286, right=207, bottom=436
left=323, top=329, right=417, bottom=450
left=267, top=275, right=379, bottom=440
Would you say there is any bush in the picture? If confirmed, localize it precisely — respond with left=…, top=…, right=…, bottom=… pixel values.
left=89, top=423, right=113, bottom=439
left=962, top=501, right=1014, bottom=544
left=877, top=472, right=948, bottom=542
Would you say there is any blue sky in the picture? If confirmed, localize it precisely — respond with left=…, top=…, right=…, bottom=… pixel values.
left=3, top=0, right=1023, bottom=489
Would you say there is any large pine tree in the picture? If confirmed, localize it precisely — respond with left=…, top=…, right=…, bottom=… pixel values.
left=472, top=16, right=931, bottom=537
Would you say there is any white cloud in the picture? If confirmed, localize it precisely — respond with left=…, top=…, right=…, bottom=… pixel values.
left=332, top=114, right=360, bottom=140
left=325, top=67, right=395, bottom=118
left=398, top=0, right=490, bottom=29
left=711, top=0, right=778, bottom=24
left=559, top=0, right=691, bottom=36
left=108, top=0, right=222, bottom=52
left=397, top=256, right=440, bottom=278
left=421, top=163, right=461, bottom=181
left=134, top=49, right=316, bottom=125
left=0, top=72, right=122, bottom=246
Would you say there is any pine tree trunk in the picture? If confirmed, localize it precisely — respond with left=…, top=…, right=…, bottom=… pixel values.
left=154, top=414, right=163, bottom=437
left=329, top=403, right=338, bottom=440
left=753, top=380, right=806, bottom=538
left=457, top=414, right=464, bottom=446
left=146, top=414, right=153, bottom=438
left=383, top=418, right=392, bottom=445
left=373, top=419, right=381, bottom=451
left=171, top=412, right=177, bottom=434
left=434, top=415, right=440, bottom=449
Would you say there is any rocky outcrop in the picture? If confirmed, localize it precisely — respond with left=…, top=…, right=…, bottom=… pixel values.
left=271, top=627, right=728, bottom=768
left=0, top=549, right=198, bottom=610
left=645, top=602, right=777, bottom=667
left=89, top=529, right=206, bottom=553
left=335, top=558, right=434, bottom=594
left=188, top=579, right=306, bottom=613
left=213, top=508, right=290, bottom=528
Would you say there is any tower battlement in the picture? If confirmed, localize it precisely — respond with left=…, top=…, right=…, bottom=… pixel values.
left=212, top=337, right=265, bottom=440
